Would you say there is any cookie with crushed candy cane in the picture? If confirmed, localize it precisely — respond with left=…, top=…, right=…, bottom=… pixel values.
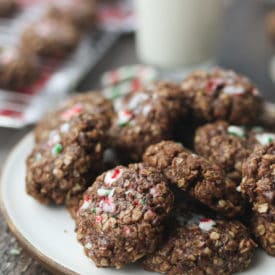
left=110, top=81, right=188, bottom=161
left=143, top=201, right=256, bottom=275
left=143, top=140, right=245, bottom=218
left=181, top=68, right=262, bottom=125
left=26, top=94, right=113, bottom=208
left=76, top=163, right=174, bottom=269
left=21, top=15, right=80, bottom=58
left=195, top=121, right=275, bottom=183
left=241, top=143, right=275, bottom=256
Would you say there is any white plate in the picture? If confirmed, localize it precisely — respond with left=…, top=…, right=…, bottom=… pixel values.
left=0, top=133, right=274, bottom=275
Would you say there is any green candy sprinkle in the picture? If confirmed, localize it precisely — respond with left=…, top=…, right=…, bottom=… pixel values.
left=141, top=198, right=146, bottom=205
left=52, top=143, right=63, bottom=155
left=268, top=137, right=274, bottom=143
left=92, top=208, right=96, bottom=214
left=111, top=86, right=121, bottom=100
left=118, top=122, right=128, bottom=128
left=227, top=126, right=245, bottom=138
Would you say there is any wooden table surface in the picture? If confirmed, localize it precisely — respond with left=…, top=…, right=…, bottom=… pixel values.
left=1, top=0, right=275, bottom=274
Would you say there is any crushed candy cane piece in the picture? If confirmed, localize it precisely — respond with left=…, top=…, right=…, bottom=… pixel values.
left=60, top=123, right=70, bottom=133
left=206, top=78, right=224, bottom=92
left=99, top=197, right=116, bottom=213
left=80, top=195, right=92, bottom=210
left=35, top=153, right=42, bottom=161
left=61, top=104, right=82, bottom=120
left=236, top=185, right=241, bottom=192
left=52, top=143, right=63, bottom=155
left=105, top=167, right=122, bottom=185
left=255, top=133, right=275, bottom=145
left=95, top=216, right=103, bottom=223
left=199, top=218, right=216, bottom=231
left=48, top=131, right=61, bottom=145
left=123, top=226, right=131, bottom=235
left=251, top=88, right=260, bottom=95
left=97, top=188, right=115, bottom=197
left=85, top=242, right=92, bottom=249
left=187, top=214, right=204, bottom=225
left=128, top=92, right=149, bottom=110
left=150, top=187, right=159, bottom=197
left=117, top=110, right=133, bottom=127
left=223, top=85, right=245, bottom=95
left=227, top=125, right=246, bottom=138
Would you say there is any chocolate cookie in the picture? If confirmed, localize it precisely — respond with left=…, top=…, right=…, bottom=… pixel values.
left=241, top=143, right=275, bottom=255
left=143, top=202, right=256, bottom=275
left=76, top=163, right=174, bottom=268
left=48, top=0, right=97, bottom=30
left=181, top=68, right=263, bottom=125
left=0, top=46, right=38, bottom=90
left=26, top=94, right=113, bottom=209
left=195, top=121, right=250, bottom=182
left=143, top=141, right=245, bottom=217
left=110, top=82, right=187, bottom=161
left=21, top=16, right=80, bottom=58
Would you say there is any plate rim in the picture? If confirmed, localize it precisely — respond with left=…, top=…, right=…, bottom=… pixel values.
left=0, top=132, right=78, bottom=275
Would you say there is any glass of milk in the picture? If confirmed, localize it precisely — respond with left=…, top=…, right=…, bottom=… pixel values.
left=136, top=0, right=224, bottom=69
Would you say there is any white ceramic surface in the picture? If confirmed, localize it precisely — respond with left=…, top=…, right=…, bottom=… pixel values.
left=0, top=133, right=274, bottom=275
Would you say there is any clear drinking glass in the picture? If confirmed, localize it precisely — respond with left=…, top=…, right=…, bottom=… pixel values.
left=136, top=0, right=224, bottom=69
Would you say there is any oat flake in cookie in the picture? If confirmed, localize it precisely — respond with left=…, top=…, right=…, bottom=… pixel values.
left=181, top=68, right=262, bottom=125
left=241, top=143, right=275, bottom=256
left=143, top=202, right=257, bottom=275
left=76, top=163, right=174, bottom=269
left=110, top=82, right=187, bottom=161
left=26, top=94, right=114, bottom=210
left=143, top=141, right=245, bottom=217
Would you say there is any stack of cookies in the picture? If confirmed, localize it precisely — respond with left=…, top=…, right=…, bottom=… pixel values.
left=26, top=68, right=275, bottom=274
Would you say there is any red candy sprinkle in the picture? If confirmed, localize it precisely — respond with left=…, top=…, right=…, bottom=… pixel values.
left=95, top=216, right=102, bottom=223
left=206, top=78, right=224, bottom=92
left=111, top=168, right=121, bottom=179
left=84, top=194, right=91, bottom=202
left=200, top=218, right=212, bottom=223
left=61, top=104, right=82, bottom=120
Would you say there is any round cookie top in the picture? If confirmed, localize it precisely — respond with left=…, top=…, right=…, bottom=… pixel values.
left=241, top=142, right=275, bottom=212
left=143, top=202, right=256, bottom=275
left=110, top=82, right=187, bottom=161
left=181, top=68, right=262, bottom=124
left=77, top=163, right=174, bottom=268
left=27, top=104, right=110, bottom=206
left=143, top=140, right=245, bottom=217
left=78, top=163, right=173, bottom=229
left=35, top=92, right=114, bottom=144
left=195, top=121, right=250, bottom=180
left=26, top=141, right=97, bottom=205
